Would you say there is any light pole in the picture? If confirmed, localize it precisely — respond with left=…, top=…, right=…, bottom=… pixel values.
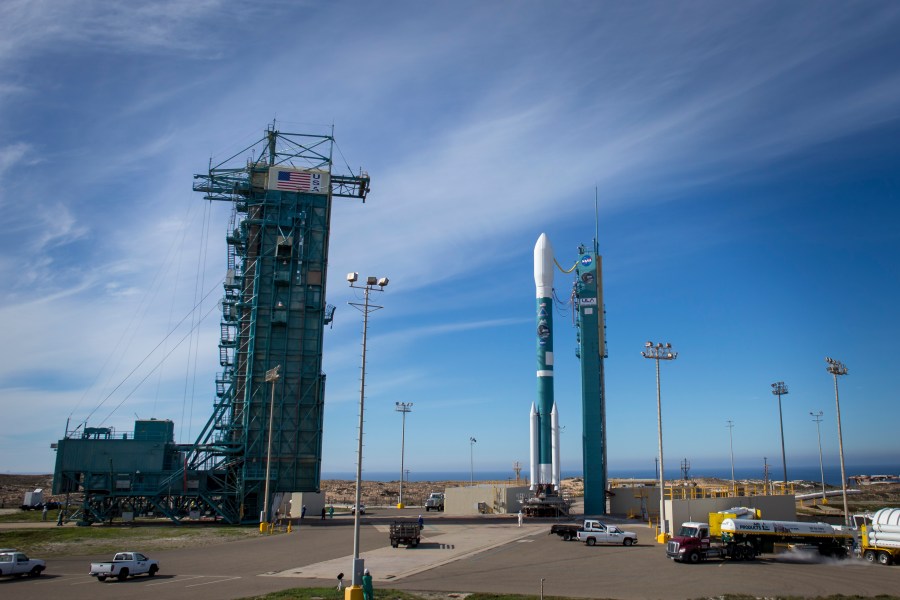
left=641, top=341, right=677, bottom=541
left=771, top=381, right=789, bottom=487
left=261, top=364, right=281, bottom=532
left=395, top=402, right=413, bottom=508
left=825, top=357, right=850, bottom=526
left=726, top=420, right=735, bottom=496
left=469, top=437, right=477, bottom=485
left=347, top=273, right=388, bottom=596
left=810, top=411, right=826, bottom=502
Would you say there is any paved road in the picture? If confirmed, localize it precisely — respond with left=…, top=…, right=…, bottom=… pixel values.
left=3, top=511, right=900, bottom=599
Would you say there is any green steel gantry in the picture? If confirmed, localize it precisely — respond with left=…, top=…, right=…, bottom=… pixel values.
left=53, top=126, right=369, bottom=524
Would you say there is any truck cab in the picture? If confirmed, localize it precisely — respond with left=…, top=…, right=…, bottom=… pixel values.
left=425, top=493, right=444, bottom=512
left=667, top=521, right=726, bottom=563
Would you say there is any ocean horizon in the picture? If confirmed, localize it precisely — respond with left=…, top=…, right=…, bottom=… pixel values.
left=324, top=464, right=899, bottom=486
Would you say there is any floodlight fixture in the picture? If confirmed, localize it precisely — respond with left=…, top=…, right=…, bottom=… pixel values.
left=641, top=340, right=678, bottom=540
left=346, top=272, right=390, bottom=588
left=771, top=381, right=789, bottom=486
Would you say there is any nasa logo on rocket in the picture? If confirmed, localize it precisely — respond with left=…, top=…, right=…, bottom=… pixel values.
left=537, top=303, right=550, bottom=344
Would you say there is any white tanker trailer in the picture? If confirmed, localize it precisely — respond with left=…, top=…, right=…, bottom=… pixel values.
left=667, top=516, right=853, bottom=563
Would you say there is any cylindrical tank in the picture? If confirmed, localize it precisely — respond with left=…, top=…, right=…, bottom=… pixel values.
left=721, top=518, right=842, bottom=536
left=872, top=508, right=900, bottom=528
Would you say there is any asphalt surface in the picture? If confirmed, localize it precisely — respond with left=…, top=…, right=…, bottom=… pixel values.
left=3, top=509, right=900, bottom=599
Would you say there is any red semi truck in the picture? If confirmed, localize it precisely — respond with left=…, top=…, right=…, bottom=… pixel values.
left=667, top=516, right=853, bottom=563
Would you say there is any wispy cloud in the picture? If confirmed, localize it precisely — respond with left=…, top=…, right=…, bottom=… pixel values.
left=0, top=0, right=292, bottom=63
left=0, top=142, right=34, bottom=179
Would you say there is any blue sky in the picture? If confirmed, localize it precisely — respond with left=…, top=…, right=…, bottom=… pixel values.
left=1, top=1, right=899, bottom=481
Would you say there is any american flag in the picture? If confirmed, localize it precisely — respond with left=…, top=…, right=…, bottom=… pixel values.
left=276, top=169, right=313, bottom=191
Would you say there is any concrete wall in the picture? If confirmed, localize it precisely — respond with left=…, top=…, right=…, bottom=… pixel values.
left=609, top=484, right=658, bottom=519
left=670, top=495, right=797, bottom=532
left=283, top=490, right=326, bottom=519
left=445, top=484, right=530, bottom=515
left=609, top=485, right=797, bottom=533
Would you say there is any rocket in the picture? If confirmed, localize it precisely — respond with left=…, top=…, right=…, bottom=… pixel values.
left=531, top=233, right=561, bottom=490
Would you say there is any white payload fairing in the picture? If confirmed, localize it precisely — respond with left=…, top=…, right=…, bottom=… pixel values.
left=531, top=233, right=561, bottom=489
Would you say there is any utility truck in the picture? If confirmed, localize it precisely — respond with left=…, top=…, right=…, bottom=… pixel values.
left=425, top=492, right=444, bottom=512
left=389, top=521, right=421, bottom=547
left=857, top=507, right=900, bottom=566
left=667, top=515, right=852, bottom=563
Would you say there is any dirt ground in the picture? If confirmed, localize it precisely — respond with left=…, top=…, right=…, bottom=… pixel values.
left=0, top=473, right=54, bottom=508
left=3, top=473, right=897, bottom=512
left=0, top=474, right=540, bottom=509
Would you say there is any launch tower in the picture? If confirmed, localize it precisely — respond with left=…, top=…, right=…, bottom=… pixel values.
left=523, top=231, right=607, bottom=516
left=572, top=238, right=608, bottom=514
left=52, top=126, right=369, bottom=524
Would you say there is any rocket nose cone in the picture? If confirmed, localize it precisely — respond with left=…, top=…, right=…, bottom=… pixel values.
left=534, top=233, right=554, bottom=293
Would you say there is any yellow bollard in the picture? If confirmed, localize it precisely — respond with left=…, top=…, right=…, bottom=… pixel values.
left=259, top=522, right=267, bottom=533
left=345, top=585, right=364, bottom=600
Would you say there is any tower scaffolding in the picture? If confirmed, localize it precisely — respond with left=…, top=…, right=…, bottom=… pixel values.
left=53, top=126, right=369, bottom=524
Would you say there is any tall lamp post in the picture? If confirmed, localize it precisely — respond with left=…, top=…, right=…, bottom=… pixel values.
left=825, top=357, right=850, bottom=526
left=469, top=437, right=477, bottom=485
left=726, top=420, right=736, bottom=496
left=346, top=273, right=388, bottom=597
left=771, top=381, right=789, bottom=487
left=395, top=402, right=413, bottom=508
left=641, top=341, right=677, bottom=541
left=810, top=411, right=826, bottom=502
left=261, top=365, right=281, bottom=532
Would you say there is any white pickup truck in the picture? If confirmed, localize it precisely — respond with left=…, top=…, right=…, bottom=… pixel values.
left=0, top=551, right=46, bottom=577
left=89, top=551, right=159, bottom=582
left=576, top=519, right=638, bottom=546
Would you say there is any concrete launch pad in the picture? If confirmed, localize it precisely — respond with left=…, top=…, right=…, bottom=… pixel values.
left=268, top=522, right=545, bottom=582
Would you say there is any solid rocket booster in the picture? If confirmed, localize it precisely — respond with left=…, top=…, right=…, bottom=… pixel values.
left=532, top=233, right=560, bottom=489
left=551, top=403, right=560, bottom=488
left=529, top=404, right=539, bottom=490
